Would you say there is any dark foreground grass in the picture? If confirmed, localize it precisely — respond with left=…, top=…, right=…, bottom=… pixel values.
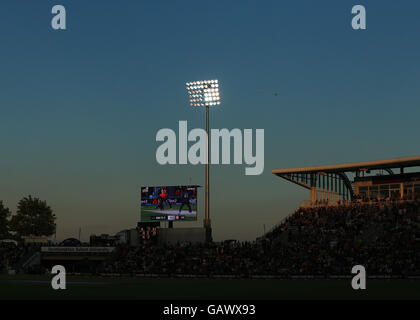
left=0, top=275, right=419, bottom=300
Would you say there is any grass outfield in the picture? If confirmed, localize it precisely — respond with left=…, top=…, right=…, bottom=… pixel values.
left=0, top=275, right=419, bottom=300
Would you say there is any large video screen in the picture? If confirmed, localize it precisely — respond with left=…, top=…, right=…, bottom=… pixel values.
left=141, top=185, right=198, bottom=222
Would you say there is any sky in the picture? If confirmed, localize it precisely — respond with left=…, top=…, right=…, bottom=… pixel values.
left=0, top=0, right=419, bottom=241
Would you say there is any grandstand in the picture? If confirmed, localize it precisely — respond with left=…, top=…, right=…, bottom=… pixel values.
left=272, top=156, right=420, bottom=205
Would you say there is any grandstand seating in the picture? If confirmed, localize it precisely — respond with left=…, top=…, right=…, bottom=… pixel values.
left=99, top=200, right=420, bottom=277
left=2, top=200, right=419, bottom=278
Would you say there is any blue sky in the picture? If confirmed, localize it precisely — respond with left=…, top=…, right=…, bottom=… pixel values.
left=0, top=1, right=419, bottom=241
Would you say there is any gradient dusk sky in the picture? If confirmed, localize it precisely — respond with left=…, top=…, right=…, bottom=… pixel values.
left=0, top=1, right=419, bottom=241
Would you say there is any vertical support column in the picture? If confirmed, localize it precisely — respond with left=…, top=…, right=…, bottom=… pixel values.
left=204, top=105, right=212, bottom=242
left=319, top=174, right=322, bottom=202
left=327, top=174, right=330, bottom=204
left=338, top=179, right=342, bottom=202
left=311, top=187, right=316, bottom=203
left=334, top=175, right=337, bottom=205
left=400, top=182, right=404, bottom=200
left=311, top=174, right=317, bottom=204
left=317, top=174, right=321, bottom=202
left=335, top=175, right=338, bottom=204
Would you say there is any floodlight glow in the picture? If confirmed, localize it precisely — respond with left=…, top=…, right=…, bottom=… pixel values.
left=186, top=79, right=221, bottom=107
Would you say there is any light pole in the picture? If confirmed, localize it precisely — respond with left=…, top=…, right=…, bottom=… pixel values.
left=186, top=80, right=221, bottom=242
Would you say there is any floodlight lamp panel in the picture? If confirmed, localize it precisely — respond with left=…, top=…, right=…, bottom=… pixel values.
left=186, top=79, right=221, bottom=107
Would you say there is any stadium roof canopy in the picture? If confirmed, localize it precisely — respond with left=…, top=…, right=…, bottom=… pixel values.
left=272, top=156, right=420, bottom=202
left=272, top=156, right=420, bottom=175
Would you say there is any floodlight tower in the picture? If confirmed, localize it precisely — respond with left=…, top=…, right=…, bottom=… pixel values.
left=186, top=80, right=221, bottom=242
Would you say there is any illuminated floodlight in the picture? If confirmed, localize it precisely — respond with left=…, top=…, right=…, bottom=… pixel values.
left=186, top=80, right=221, bottom=107
left=184, top=79, right=221, bottom=242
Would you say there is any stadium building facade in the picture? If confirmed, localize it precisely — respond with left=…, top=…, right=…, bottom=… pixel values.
left=272, top=156, right=420, bottom=206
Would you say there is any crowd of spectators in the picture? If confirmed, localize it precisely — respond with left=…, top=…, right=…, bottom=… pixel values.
left=102, top=199, right=420, bottom=277
left=0, top=243, right=27, bottom=273
left=2, top=200, right=419, bottom=277
left=265, top=199, right=420, bottom=276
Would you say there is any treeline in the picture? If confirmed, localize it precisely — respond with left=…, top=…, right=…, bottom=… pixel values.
left=0, top=196, right=56, bottom=240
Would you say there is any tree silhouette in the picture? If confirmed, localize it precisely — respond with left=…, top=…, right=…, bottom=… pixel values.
left=10, top=196, right=56, bottom=238
left=0, top=201, right=11, bottom=239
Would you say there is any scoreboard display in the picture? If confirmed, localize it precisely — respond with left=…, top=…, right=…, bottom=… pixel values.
left=137, top=222, right=160, bottom=242
left=141, top=185, right=199, bottom=222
